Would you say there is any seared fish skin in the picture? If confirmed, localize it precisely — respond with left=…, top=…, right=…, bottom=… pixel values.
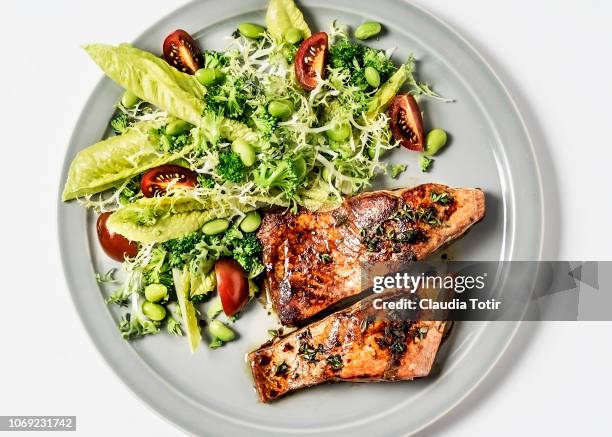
left=248, top=291, right=446, bottom=402
left=258, top=184, right=485, bottom=326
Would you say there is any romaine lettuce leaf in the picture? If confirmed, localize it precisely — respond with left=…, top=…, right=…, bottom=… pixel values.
left=366, top=65, right=407, bottom=118
left=62, top=121, right=177, bottom=201
left=265, top=0, right=311, bottom=41
left=172, top=268, right=201, bottom=353
left=106, top=196, right=215, bottom=244
left=84, top=44, right=206, bottom=125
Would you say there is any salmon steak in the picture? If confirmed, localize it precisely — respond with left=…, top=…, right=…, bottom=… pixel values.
left=258, top=183, right=485, bottom=326
left=248, top=290, right=447, bottom=402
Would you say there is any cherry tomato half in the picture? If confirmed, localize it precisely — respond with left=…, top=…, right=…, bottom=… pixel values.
left=96, top=212, right=139, bottom=262
left=295, top=32, right=329, bottom=91
left=140, top=164, right=198, bottom=198
left=389, top=94, right=425, bottom=152
left=163, top=29, right=202, bottom=74
left=215, top=258, right=249, bottom=317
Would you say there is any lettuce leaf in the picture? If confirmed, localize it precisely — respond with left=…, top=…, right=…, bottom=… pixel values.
left=265, top=0, right=311, bottom=41
left=366, top=65, right=407, bottom=118
left=62, top=121, right=177, bottom=200
left=106, top=196, right=215, bottom=244
left=106, top=194, right=254, bottom=243
left=172, top=268, right=202, bottom=353
left=84, top=44, right=206, bottom=126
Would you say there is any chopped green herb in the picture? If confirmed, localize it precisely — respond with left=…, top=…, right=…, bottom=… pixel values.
left=274, top=360, right=289, bottom=376
left=430, top=192, right=452, bottom=205
left=419, top=155, right=434, bottom=172
left=326, top=354, right=344, bottom=370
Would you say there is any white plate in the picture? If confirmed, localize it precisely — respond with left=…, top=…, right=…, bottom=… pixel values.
left=58, top=1, right=544, bottom=435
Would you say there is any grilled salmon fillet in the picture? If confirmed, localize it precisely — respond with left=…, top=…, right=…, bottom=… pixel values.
left=248, top=290, right=446, bottom=402
left=258, top=184, right=485, bottom=326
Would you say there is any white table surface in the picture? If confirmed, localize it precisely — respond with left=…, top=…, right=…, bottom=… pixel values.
left=1, top=0, right=610, bottom=435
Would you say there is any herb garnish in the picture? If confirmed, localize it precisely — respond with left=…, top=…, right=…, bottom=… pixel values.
left=318, top=252, right=332, bottom=264
left=430, top=192, right=452, bottom=205
left=326, top=354, right=344, bottom=371
left=274, top=361, right=289, bottom=376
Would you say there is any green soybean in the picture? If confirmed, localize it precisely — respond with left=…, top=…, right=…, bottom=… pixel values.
left=239, top=211, right=262, bottom=233
left=165, top=119, right=191, bottom=136
left=120, top=90, right=140, bottom=108
left=202, top=218, right=230, bottom=235
left=238, top=23, right=266, bottom=39
left=364, top=66, right=380, bottom=88
left=142, top=301, right=167, bottom=321
left=208, top=320, right=236, bottom=342
left=325, top=123, right=352, bottom=142
left=144, top=284, right=168, bottom=303
left=284, top=27, right=303, bottom=44
left=354, top=21, right=382, bottom=40
left=195, top=68, right=224, bottom=86
left=267, top=100, right=294, bottom=119
left=367, top=146, right=386, bottom=160
left=231, top=139, right=256, bottom=167
left=425, top=128, right=448, bottom=155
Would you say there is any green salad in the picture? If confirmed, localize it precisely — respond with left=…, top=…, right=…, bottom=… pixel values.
left=62, top=0, right=450, bottom=352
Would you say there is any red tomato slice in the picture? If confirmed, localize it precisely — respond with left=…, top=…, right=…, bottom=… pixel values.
left=96, top=212, right=139, bottom=262
left=295, top=32, right=329, bottom=91
left=215, top=258, right=249, bottom=316
left=389, top=94, right=425, bottom=151
left=140, top=164, right=198, bottom=198
left=163, top=29, right=202, bottom=74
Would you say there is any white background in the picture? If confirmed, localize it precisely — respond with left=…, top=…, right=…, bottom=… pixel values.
left=1, top=0, right=611, bottom=436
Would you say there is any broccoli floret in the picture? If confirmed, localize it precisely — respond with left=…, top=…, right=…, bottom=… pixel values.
left=217, top=151, right=246, bottom=183
left=419, top=155, right=434, bottom=172
left=119, top=175, right=141, bottom=205
left=329, top=39, right=362, bottom=70
left=163, top=232, right=201, bottom=268
left=363, top=47, right=396, bottom=78
left=110, top=113, right=130, bottom=134
left=250, top=106, right=278, bottom=140
left=204, top=73, right=260, bottom=121
left=329, top=39, right=397, bottom=89
left=253, top=160, right=299, bottom=197
left=390, top=164, right=407, bottom=178
left=202, top=50, right=228, bottom=69
left=197, top=174, right=215, bottom=189
left=230, top=233, right=264, bottom=277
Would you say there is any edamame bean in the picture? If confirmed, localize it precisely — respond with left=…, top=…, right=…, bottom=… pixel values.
left=144, top=283, right=168, bottom=303
left=121, top=90, right=140, bottom=108
left=166, top=119, right=191, bottom=136
left=231, top=139, right=256, bottom=167
left=195, top=68, right=224, bottom=86
left=208, top=320, right=236, bottom=342
left=364, top=66, right=380, bottom=88
left=354, top=21, right=382, bottom=40
left=202, top=218, right=230, bottom=235
left=284, top=27, right=303, bottom=44
left=367, top=146, right=386, bottom=160
left=325, top=123, right=352, bottom=142
left=267, top=100, right=294, bottom=119
left=425, top=128, right=448, bottom=155
left=238, top=23, right=266, bottom=39
left=142, top=301, right=167, bottom=321
left=240, top=211, right=261, bottom=233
